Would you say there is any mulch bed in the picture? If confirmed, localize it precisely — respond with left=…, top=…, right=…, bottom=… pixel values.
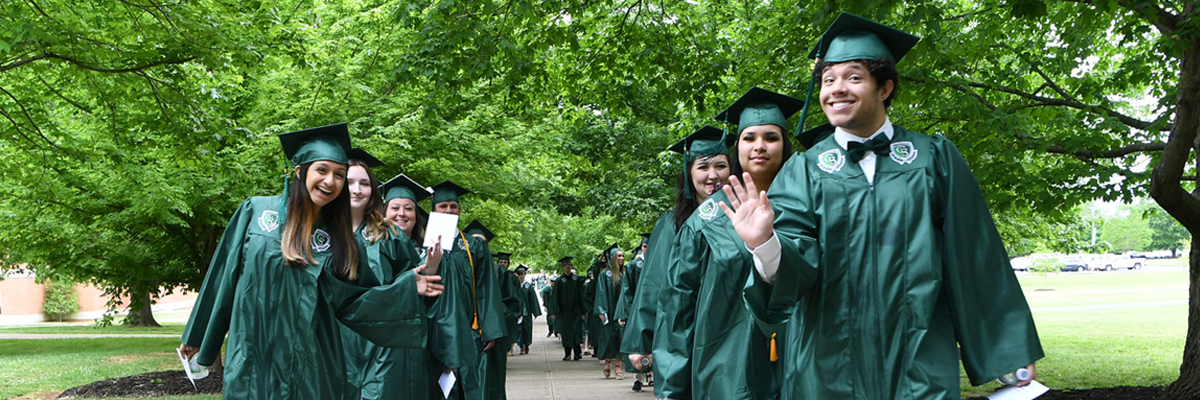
left=53, top=370, right=1168, bottom=399
left=56, top=370, right=222, bottom=398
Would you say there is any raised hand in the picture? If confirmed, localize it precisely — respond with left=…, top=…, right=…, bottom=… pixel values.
left=719, top=172, right=776, bottom=249
left=423, top=236, right=443, bottom=276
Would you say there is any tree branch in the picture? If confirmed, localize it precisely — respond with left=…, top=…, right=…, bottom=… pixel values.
left=912, top=77, right=1170, bottom=131
left=10, top=52, right=197, bottom=74
left=1045, top=142, right=1167, bottom=158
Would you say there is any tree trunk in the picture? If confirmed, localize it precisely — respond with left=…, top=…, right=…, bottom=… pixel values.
left=1164, top=237, right=1200, bottom=399
left=125, top=290, right=162, bottom=328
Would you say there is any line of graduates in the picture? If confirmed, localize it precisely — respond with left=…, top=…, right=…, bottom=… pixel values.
left=179, top=121, right=544, bottom=400
left=617, top=13, right=1043, bottom=400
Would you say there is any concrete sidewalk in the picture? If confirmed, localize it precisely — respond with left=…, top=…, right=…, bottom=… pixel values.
left=504, top=320, right=655, bottom=400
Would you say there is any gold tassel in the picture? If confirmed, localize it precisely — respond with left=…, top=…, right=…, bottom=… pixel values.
left=770, top=333, right=778, bottom=362
left=473, top=313, right=480, bottom=331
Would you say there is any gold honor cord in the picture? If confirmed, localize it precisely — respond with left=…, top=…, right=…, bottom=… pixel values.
left=459, top=231, right=480, bottom=332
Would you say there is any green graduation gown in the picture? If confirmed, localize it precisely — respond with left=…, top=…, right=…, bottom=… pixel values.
left=658, top=191, right=778, bottom=400
left=620, top=211, right=673, bottom=355
left=551, top=274, right=586, bottom=347
left=520, top=280, right=542, bottom=346
left=484, top=264, right=521, bottom=400
left=540, top=284, right=556, bottom=334
left=592, top=268, right=625, bottom=360
left=621, top=211, right=676, bottom=398
left=745, top=127, right=1044, bottom=400
left=427, top=232, right=506, bottom=400
left=181, top=196, right=428, bottom=400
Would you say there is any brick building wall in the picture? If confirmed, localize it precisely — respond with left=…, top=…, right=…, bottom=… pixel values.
left=0, top=270, right=197, bottom=325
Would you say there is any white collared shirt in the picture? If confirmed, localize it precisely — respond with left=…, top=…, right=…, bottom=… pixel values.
left=748, top=118, right=894, bottom=283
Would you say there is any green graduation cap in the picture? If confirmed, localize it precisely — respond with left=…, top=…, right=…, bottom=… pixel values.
left=493, top=252, right=512, bottom=261
left=514, top=264, right=530, bottom=273
left=430, top=180, right=470, bottom=206
left=809, top=12, right=920, bottom=63
left=714, top=87, right=804, bottom=136
left=794, top=13, right=921, bottom=138
left=558, top=256, right=574, bottom=265
left=605, top=242, right=620, bottom=257
left=382, top=174, right=431, bottom=204
left=279, top=123, right=353, bottom=167
left=346, top=147, right=384, bottom=168
left=464, top=219, right=495, bottom=242
left=640, top=233, right=651, bottom=245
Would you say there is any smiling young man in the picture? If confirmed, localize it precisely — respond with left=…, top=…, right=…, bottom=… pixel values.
left=722, top=13, right=1044, bottom=400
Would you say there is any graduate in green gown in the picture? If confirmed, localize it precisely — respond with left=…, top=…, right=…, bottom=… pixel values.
left=478, top=243, right=519, bottom=400
left=548, top=256, right=586, bottom=360
left=340, top=150, right=443, bottom=400
left=514, top=264, right=541, bottom=354
left=371, top=172, right=443, bottom=400
left=659, top=88, right=801, bottom=400
left=179, top=123, right=443, bottom=400
left=623, top=125, right=735, bottom=397
left=593, top=243, right=626, bottom=378
left=583, top=251, right=606, bottom=356
left=424, top=182, right=507, bottom=400
left=723, top=13, right=1043, bottom=400
left=541, top=279, right=557, bottom=337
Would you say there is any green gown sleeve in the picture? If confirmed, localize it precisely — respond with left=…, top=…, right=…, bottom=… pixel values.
left=620, top=211, right=675, bottom=355
left=322, top=239, right=427, bottom=349
left=594, top=271, right=614, bottom=321
left=933, top=138, right=1043, bottom=384
left=181, top=198, right=254, bottom=366
left=544, top=286, right=558, bottom=316
left=656, top=219, right=707, bottom=400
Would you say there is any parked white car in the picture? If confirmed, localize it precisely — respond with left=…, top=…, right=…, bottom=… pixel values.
left=1093, top=256, right=1143, bottom=271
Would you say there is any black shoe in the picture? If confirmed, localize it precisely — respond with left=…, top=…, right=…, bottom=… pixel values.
left=632, top=380, right=643, bottom=392
left=547, top=333, right=552, bottom=337
left=573, top=354, right=582, bottom=361
left=562, top=355, right=570, bottom=361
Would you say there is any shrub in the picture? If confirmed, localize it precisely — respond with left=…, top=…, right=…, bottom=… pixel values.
left=42, top=279, right=80, bottom=322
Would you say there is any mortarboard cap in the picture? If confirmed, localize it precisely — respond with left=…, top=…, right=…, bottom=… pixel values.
left=558, top=256, right=574, bottom=265
left=809, top=12, right=920, bottom=63
left=430, top=180, right=470, bottom=206
left=514, top=264, right=530, bottom=272
left=493, top=252, right=512, bottom=261
left=668, top=126, right=736, bottom=160
left=279, top=123, right=352, bottom=166
left=714, top=87, right=804, bottom=135
left=639, top=233, right=652, bottom=245
left=605, top=242, right=621, bottom=257
left=382, top=174, right=432, bottom=204
left=464, top=219, right=495, bottom=242
left=346, top=147, right=384, bottom=168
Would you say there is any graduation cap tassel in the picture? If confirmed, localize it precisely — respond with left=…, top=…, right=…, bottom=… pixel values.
left=770, top=333, right=779, bottom=362
left=682, top=145, right=693, bottom=200
left=793, top=76, right=817, bottom=139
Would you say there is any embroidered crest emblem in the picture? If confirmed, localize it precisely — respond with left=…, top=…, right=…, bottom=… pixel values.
left=258, top=210, right=279, bottom=232
left=312, top=229, right=332, bottom=252
left=362, top=230, right=375, bottom=242
left=889, top=141, right=918, bottom=165
left=817, top=149, right=845, bottom=173
left=698, top=198, right=719, bottom=220
left=456, top=236, right=467, bottom=251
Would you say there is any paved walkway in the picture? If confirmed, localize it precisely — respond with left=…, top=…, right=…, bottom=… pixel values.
left=504, top=320, right=654, bottom=399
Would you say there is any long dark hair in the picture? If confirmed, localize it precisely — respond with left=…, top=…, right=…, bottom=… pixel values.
left=281, top=162, right=359, bottom=281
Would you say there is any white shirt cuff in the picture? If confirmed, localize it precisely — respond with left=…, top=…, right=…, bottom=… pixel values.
left=747, top=233, right=781, bottom=284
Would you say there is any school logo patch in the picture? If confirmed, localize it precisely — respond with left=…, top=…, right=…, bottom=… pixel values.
left=698, top=198, right=719, bottom=220
left=362, top=230, right=375, bottom=242
left=817, top=149, right=846, bottom=173
left=889, top=141, right=918, bottom=165
left=257, top=210, right=279, bottom=232
left=312, top=229, right=332, bottom=252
